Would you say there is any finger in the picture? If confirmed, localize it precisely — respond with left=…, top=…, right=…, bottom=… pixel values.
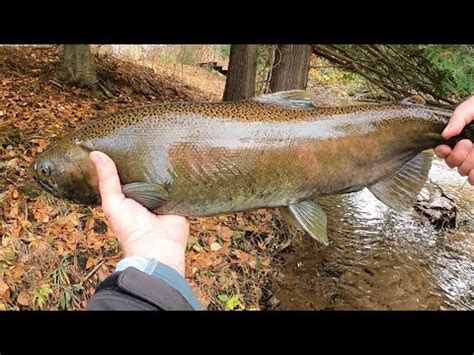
left=89, top=151, right=125, bottom=213
left=468, top=170, right=474, bottom=185
left=442, top=113, right=468, bottom=139
left=434, top=145, right=451, bottom=159
left=444, top=139, right=472, bottom=168
left=442, top=97, right=474, bottom=139
left=457, top=148, right=474, bottom=176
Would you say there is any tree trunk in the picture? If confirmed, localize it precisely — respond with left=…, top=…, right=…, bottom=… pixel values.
left=269, top=45, right=311, bottom=92
left=58, top=45, right=98, bottom=88
left=222, top=45, right=257, bottom=101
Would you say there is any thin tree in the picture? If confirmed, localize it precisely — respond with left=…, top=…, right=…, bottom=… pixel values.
left=58, top=45, right=98, bottom=89
left=223, top=45, right=257, bottom=101
left=58, top=45, right=113, bottom=98
left=269, top=45, right=312, bottom=92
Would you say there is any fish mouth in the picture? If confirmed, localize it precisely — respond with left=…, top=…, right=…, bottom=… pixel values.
left=33, top=176, right=56, bottom=195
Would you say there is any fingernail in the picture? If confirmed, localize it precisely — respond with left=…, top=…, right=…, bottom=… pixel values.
left=442, top=129, right=451, bottom=139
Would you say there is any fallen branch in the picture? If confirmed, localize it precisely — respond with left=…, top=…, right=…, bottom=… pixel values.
left=83, top=259, right=106, bottom=283
left=48, top=79, right=62, bottom=89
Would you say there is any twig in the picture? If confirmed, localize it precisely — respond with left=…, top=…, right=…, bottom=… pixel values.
left=83, top=259, right=106, bottom=283
left=48, top=79, right=62, bottom=89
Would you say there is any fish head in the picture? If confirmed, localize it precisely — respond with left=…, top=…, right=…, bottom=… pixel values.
left=29, top=140, right=100, bottom=205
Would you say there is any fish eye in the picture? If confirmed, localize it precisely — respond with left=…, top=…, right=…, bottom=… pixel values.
left=39, top=162, right=52, bottom=177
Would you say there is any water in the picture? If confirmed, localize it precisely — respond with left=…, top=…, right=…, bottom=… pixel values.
left=273, top=157, right=474, bottom=310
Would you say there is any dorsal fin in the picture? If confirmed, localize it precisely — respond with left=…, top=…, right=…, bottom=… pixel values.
left=253, top=90, right=317, bottom=109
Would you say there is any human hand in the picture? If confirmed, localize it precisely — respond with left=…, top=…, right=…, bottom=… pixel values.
left=89, top=151, right=190, bottom=276
left=434, top=96, right=474, bottom=185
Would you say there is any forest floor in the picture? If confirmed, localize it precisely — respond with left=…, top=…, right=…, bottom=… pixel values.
left=0, top=45, right=309, bottom=310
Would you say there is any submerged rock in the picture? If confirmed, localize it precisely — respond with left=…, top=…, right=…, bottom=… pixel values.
left=414, top=182, right=457, bottom=229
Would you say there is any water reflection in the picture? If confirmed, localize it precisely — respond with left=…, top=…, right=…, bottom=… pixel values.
left=274, top=158, right=473, bottom=310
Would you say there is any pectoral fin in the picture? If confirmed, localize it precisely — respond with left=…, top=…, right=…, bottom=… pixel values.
left=285, top=200, right=328, bottom=246
left=368, top=151, right=433, bottom=212
left=122, top=182, right=168, bottom=211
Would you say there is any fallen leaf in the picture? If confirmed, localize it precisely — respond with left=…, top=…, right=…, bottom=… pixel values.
left=12, top=266, right=24, bottom=280
left=192, top=244, right=202, bottom=252
left=17, top=291, right=30, bottom=306
left=219, top=226, right=234, bottom=241
left=210, top=242, right=222, bottom=251
left=247, top=256, right=258, bottom=269
left=6, top=158, right=20, bottom=168
left=261, top=257, right=271, bottom=267
left=0, top=279, right=9, bottom=296
left=199, top=219, right=218, bottom=231
left=207, top=236, right=217, bottom=246
left=231, top=250, right=242, bottom=259
left=2, top=289, right=11, bottom=302
left=85, top=257, right=95, bottom=269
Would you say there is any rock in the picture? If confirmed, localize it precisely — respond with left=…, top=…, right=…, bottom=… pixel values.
left=415, top=184, right=457, bottom=229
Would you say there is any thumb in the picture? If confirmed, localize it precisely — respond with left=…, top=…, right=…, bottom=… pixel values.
left=443, top=97, right=474, bottom=140
left=442, top=113, right=467, bottom=140
left=89, top=151, right=125, bottom=214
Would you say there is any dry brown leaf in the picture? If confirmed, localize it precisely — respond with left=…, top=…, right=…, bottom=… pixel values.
left=55, top=243, right=64, bottom=256
left=2, top=237, right=11, bottom=247
left=261, top=257, right=271, bottom=267
left=12, top=266, right=24, bottom=280
left=6, top=158, right=20, bottom=168
left=199, top=219, right=218, bottom=231
left=85, top=217, right=95, bottom=230
left=85, top=257, right=95, bottom=269
left=210, top=242, right=222, bottom=252
left=17, top=291, right=30, bottom=306
left=247, top=256, right=258, bottom=269
left=219, top=226, right=234, bottom=241
left=0, top=280, right=9, bottom=296
left=206, top=235, right=216, bottom=246
left=2, top=289, right=11, bottom=302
